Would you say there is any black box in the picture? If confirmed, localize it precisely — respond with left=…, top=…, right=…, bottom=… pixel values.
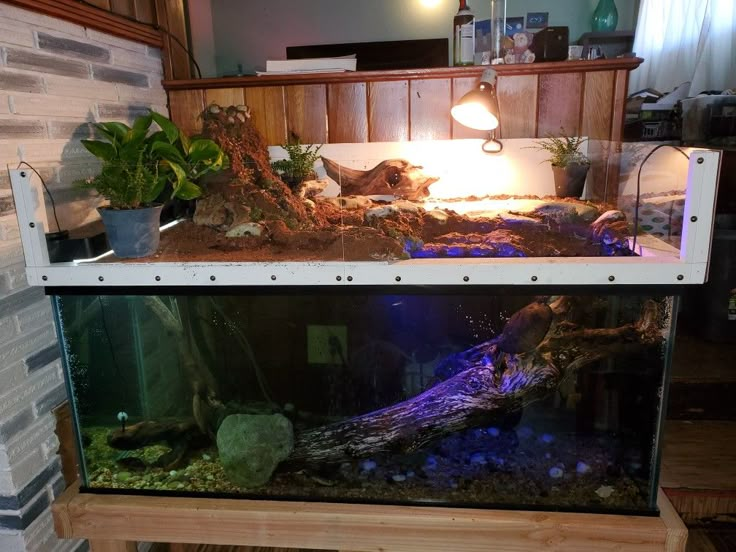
left=532, top=27, right=570, bottom=62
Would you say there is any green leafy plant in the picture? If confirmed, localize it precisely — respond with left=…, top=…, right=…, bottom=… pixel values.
left=528, top=131, right=590, bottom=168
left=79, top=111, right=228, bottom=209
left=271, top=139, right=322, bottom=188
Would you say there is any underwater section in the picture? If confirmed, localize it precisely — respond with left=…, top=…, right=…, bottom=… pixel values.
left=54, top=290, right=675, bottom=514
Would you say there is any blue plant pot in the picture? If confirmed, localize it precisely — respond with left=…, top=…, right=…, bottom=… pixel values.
left=592, top=0, right=619, bottom=32
left=99, top=204, right=163, bottom=258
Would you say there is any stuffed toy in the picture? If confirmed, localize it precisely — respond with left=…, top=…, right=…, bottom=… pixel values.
left=504, top=32, right=536, bottom=64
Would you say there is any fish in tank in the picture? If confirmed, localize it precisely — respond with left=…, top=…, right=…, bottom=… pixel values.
left=54, top=289, right=675, bottom=515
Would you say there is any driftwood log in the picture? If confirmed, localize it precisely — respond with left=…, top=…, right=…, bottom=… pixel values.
left=106, top=295, right=664, bottom=474
left=285, top=296, right=662, bottom=466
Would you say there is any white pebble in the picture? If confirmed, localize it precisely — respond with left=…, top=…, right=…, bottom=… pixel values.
left=360, top=460, right=377, bottom=472
left=595, top=485, right=615, bottom=499
left=487, top=427, right=500, bottom=437
left=541, top=433, right=555, bottom=444
left=548, top=467, right=564, bottom=479
left=391, top=474, right=406, bottom=482
left=576, top=461, right=591, bottom=474
left=169, top=470, right=177, bottom=477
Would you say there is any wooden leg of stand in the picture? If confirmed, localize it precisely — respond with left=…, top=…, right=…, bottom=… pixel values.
left=88, top=540, right=138, bottom=552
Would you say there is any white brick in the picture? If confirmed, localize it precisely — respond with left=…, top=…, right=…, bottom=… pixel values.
left=16, top=298, right=53, bottom=334
left=1, top=265, right=27, bottom=295
left=0, top=325, right=55, bottom=374
left=0, top=4, right=86, bottom=38
left=0, top=361, right=26, bottom=399
left=4, top=414, right=56, bottom=469
left=0, top=316, right=18, bottom=345
left=15, top=140, right=91, bottom=165
left=0, top=19, right=35, bottom=48
left=86, top=29, right=147, bottom=53
left=0, top=141, right=20, bottom=166
left=10, top=94, right=95, bottom=119
left=44, top=74, right=118, bottom=102
left=0, top=468, right=17, bottom=494
left=40, top=432, right=59, bottom=461
left=0, top=95, right=9, bottom=115
left=23, top=510, right=59, bottom=552
left=0, top=532, right=23, bottom=552
left=0, top=240, right=24, bottom=270
left=0, top=214, right=20, bottom=241
left=109, top=47, right=163, bottom=73
left=4, top=447, right=49, bottom=498
left=116, top=83, right=167, bottom=105
left=0, top=348, right=61, bottom=421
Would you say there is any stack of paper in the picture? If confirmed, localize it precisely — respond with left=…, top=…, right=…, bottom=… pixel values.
left=258, top=55, right=357, bottom=75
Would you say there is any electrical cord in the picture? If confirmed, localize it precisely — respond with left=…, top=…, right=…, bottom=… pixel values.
left=76, top=0, right=203, bottom=79
left=16, top=161, right=63, bottom=233
left=632, top=144, right=690, bottom=253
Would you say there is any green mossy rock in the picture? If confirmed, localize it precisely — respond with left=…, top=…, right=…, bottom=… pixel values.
left=216, top=414, right=294, bottom=488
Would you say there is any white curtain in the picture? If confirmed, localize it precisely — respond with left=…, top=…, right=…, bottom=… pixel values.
left=629, top=0, right=736, bottom=95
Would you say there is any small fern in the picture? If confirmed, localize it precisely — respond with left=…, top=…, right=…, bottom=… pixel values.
left=528, top=129, right=590, bottom=167
left=271, top=139, right=322, bottom=187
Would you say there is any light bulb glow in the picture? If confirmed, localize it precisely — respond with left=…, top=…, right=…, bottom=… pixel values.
left=419, top=0, right=442, bottom=7
left=451, top=102, right=499, bottom=131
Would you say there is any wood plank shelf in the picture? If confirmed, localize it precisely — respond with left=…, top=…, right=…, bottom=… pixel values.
left=52, top=483, right=687, bottom=552
left=163, top=58, right=644, bottom=90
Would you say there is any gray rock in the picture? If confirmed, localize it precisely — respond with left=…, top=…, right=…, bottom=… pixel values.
left=216, top=414, right=294, bottom=488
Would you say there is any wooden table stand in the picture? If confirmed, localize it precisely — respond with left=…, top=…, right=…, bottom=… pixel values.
left=52, top=483, right=687, bottom=552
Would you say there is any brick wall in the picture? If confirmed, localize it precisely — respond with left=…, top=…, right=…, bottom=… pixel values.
left=0, top=2, right=166, bottom=550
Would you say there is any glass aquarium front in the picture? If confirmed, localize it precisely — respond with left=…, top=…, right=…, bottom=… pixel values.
left=54, top=288, right=676, bottom=515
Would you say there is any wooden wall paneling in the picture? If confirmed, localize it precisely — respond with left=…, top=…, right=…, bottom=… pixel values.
left=409, top=78, right=452, bottom=141
left=168, top=89, right=205, bottom=137
left=84, top=0, right=111, bottom=8
left=109, top=0, right=135, bottom=17
left=204, top=88, right=245, bottom=109
left=581, top=70, right=615, bottom=201
left=581, top=71, right=615, bottom=140
left=537, top=73, right=583, bottom=137
left=154, top=0, right=191, bottom=80
left=285, top=84, right=328, bottom=144
left=327, top=83, right=368, bottom=143
left=133, top=0, right=156, bottom=24
left=497, top=74, right=538, bottom=139
left=602, top=69, right=632, bottom=202
left=53, top=402, right=79, bottom=488
left=451, top=77, right=488, bottom=140
left=244, top=86, right=287, bottom=145
left=3, top=0, right=162, bottom=45
left=368, top=80, right=409, bottom=142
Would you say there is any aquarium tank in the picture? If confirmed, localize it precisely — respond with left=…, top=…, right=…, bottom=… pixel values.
left=54, top=288, right=676, bottom=515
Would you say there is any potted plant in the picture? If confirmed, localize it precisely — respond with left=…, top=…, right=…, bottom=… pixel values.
left=270, top=138, right=322, bottom=192
left=529, top=132, right=590, bottom=198
left=80, top=111, right=227, bottom=258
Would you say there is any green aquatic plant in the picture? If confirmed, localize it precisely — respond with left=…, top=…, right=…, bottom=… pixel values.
left=271, top=139, right=323, bottom=190
left=79, top=111, right=228, bottom=209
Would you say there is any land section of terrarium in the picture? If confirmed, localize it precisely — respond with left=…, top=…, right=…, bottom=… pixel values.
left=135, top=104, right=632, bottom=262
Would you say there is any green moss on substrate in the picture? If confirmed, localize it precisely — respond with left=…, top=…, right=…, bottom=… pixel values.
left=83, top=425, right=649, bottom=512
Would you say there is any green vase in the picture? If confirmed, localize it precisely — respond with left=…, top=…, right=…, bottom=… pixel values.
left=592, top=0, right=618, bottom=32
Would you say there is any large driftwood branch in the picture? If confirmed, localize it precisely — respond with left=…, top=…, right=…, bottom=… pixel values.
left=286, top=297, right=662, bottom=466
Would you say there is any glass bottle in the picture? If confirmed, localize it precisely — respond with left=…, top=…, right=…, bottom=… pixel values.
left=490, top=0, right=507, bottom=64
left=592, top=0, right=619, bottom=32
left=453, top=0, right=475, bottom=66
